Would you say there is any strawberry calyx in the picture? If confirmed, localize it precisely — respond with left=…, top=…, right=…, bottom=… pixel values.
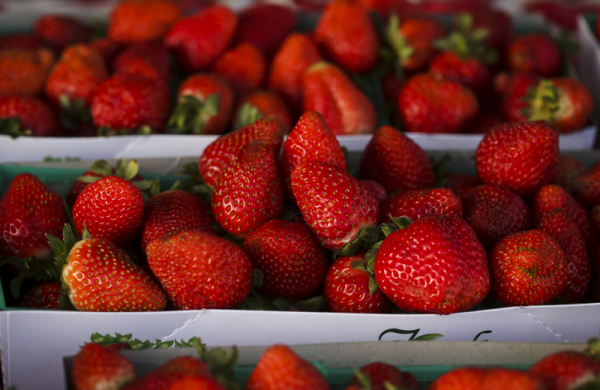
left=58, top=94, right=93, bottom=132
left=521, top=78, right=560, bottom=122
left=0, top=117, right=31, bottom=138
left=97, top=124, right=154, bottom=136
left=365, top=216, right=413, bottom=265
left=235, top=102, right=262, bottom=129
left=171, top=161, right=213, bottom=205
left=166, top=94, right=220, bottom=135
left=195, top=338, right=241, bottom=390
left=351, top=370, right=407, bottom=390
left=86, top=332, right=202, bottom=350
left=385, top=13, right=414, bottom=76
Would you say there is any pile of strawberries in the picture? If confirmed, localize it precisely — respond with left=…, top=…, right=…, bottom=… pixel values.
left=0, top=0, right=594, bottom=139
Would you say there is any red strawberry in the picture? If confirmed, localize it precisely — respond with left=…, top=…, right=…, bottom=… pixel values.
left=198, top=117, right=285, bottom=188
left=495, top=71, right=540, bottom=124
left=123, top=356, right=211, bottom=390
left=146, top=230, right=253, bottom=310
left=324, top=251, right=392, bottom=313
left=430, top=367, right=545, bottom=390
left=0, top=96, right=62, bottom=137
left=489, top=229, right=567, bottom=306
left=108, top=0, right=182, bottom=44
left=506, top=34, right=561, bottom=78
left=314, top=0, right=378, bottom=73
left=234, top=90, right=292, bottom=131
left=73, top=175, right=145, bottom=248
left=246, top=344, right=329, bottom=390
left=279, top=110, right=347, bottom=202
left=141, top=190, right=216, bottom=254
left=291, top=161, right=379, bottom=251
left=475, top=120, right=559, bottom=198
left=467, top=8, right=514, bottom=51
left=303, top=61, right=377, bottom=135
left=572, top=160, right=600, bottom=207
left=443, top=172, right=481, bottom=197
left=0, top=173, right=67, bottom=259
left=379, top=188, right=463, bottom=224
left=374, top=215, right=489, bottom=314
left=165, top=5, right=238, bottom=74
left=553, top=155, right=586, bottom=192
left=243, top=219, right=328, bottom=300
left=211, top=142, right=284, bottom=239
left=429, top=51, right=492, bottom=99
left=33, top=15, right=91, bottom=51
left=168, top=376, right=225, bottom=390
left=89, top=38, right=123, bottom=63
left=112, top=40, right=171, bottom=81
left=349, top=362, right=419, bottom=390
left=360, top=125, right=434, bottom=193
left=72, top=343, right=135, bottom=390
left=360, top=180, right=387, bottom=205
left=529, top=350, right=600, bottom=390
left=19, top=282, right=64, bottom=310
left=212, top=43, right=266, bottom=98
left=398, top=73, right=479, bottom=134
left=0, top=33, right=48, bottom=52
left=0, top=48, right=55, bottom=98
left=461, top=184, right=531, bottom=250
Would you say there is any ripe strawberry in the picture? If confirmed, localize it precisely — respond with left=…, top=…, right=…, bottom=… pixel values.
left=379, top=188, right=463, bottom=224
left=212, top=43, right=266, bottom=98
left=165, top=5, right=238, bottom=74
left=279, top=110, right=347, bottom=202
left=0, top=33, right=47, bottom=52
left=291, top=161, right=379, bottom=251
left=72, top=343, right=135, bottom=390
left=168, top=376, right=225, bottom=390
left=0, top=173, right=67, bottom=259
left=462, top=184, right=531, bottom=250
left=33, top=14, right=92, bottom=51
left=141, top=190, right=215, bottom=254
left=443, top=172, right=481, bottom=197
left=198, top=117, right=285, bottom=188
left=529, top=350, right=600, bottom=390
left=303, top=61, right=377, bottom=135
left=19, top=282, right=63, bottom=310
left=146, top=230, right=253, bottom=309
left=167, top=73, right=233, bottom=135
left=553, top=155, right=586, bottom=192
left=73, top=175, right=145, bottom=248
left=89, top=38, right=123, bottom=63
left=360, top=180, right=387, bottom=205
left=360, top=125, right=434, bottom=193
left=430, top=367, right=546, bottom=390
left=0, top=96, right=62, bottom=137
left=91, top=72, right=170, bottom=134
left=324, top=251, right=392, bottom=313
left=538, top=209, right=591, bottom=303
left=112, top=40, right=171, bottom=81
left=571, top=160, right=600, bottom=207
left=108, top=0, right=182, bottom=43
left=62, top=236, right=167, bottom=311
left=234, top=90, right=292, bottom=131
left=315, top=0, right=378, bottom=73
left=0, top=48, right=55, bottom=98
left=475, top=120, right=559, bottom=198
left=495, top=71, right=540, bottom=124
left=211, top=142, right=284, bottom=238
left=349, top=362, right=419, bottom=390
left=467, top=8, right=514, bottom=51
left=374, top=216, right=489, bottom=314
left=246, top=344, right=329, bottom=390
left=267, top=33, right=322, bottom=117
left=243, top=219, right=328, bottom=300
left=123, top=356, right=211, bottom=390
left=489, top=229, right=567, bottom=306
left=398, top=73, right=479, bottom=134
left=506, top=33, right=561, bottom=78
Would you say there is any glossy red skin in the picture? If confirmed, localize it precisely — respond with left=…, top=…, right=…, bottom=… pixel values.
left=475, top=121, right=559, bottom=197
left=506, top=34, right=561, bottom=78
left=243, top=219, right=328, bottom=300
left=45, top=44, right=108, bottom=107
left=375, top=216, right=489, bottom=314
left=462, top=184, right=531, bottom=250
left=397, top=16, right=446, bottom=72
left=165, top=5, right=238, bottom=74
left=379, top=188, right=462, bottom=224
left=549, top=78, right=593, bottom=134
left=108, top=0, right=182, bottom=43
left=235, top=90, right=293, bottom=132
left=91, top=73, right=170, bottom=133
left=552, top=155, right=586, bottom=192
left=324, top=252, right=392, bottom=313
left=529, top=350, right=600, bottom=390
left=0, top=48, right=55, bottom=98
left=572, top=161, right=600, bottom=207
left=398, top=73, right=479, bottom=134
left=124, top=356, right=210, bottom=390
left=169, top=376, right=225, bottom=390
left=0, top=34, right=48, bottom=51
left=212, top=43, right=266, bottom=98
left=0, top=96, right=62, bottom=136
left=429, top=51, right=491, bottom=98
left=489, top=229, right=567, bottom=306
left=33, top=15, right=91, bottom=51
left=350, top=362, right=419, bottom=390
left=146, top=230, right=253, bottom=310
left=0, top=173, right=67, bottom=259
left=73, top=176, right=145, bottom=248
left=72, top=343, right=135, bottom=390
left=360, top=125, right=434, bottom=193
left=430, top=367, right=546, bottom=390
left=360, top=180, right=387, bottom=205
left=20, top=282, right=64, bottom=310
left=495, top=72, right=540, bottom=124
left=112, top=40, right=171, bottom=81
left=443, top=172, right=481, bottom=198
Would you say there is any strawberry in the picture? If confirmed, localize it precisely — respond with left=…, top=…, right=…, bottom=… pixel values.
left=0, top=48, right=55, bottom=98
left=494, top=71, right=540, bottom=124
left=374, top=215, right=489, bottom=314
left=108, top=0, right=182, bottom=44
left=89, top=38, right=123, bottom=63
left=19, top=282, right=63, bottom=310
left=572, top=161, right=600, bottom=207
left=233, top=90, right=292, bottom=131
left=72, top=175, right=145, bottom=248
left=379, top=188, right=463, bottom=224
left=91, top=72, right=170, bottom=134
left=279, top=111, right=347, bottom=202
left=303, top=61, right=377, bottom=135
left=168, top=376, right=225, bottom=390
left=324, top=251, right=392, bottom=313
left=430, top=367, right=546, bottom=390
left=72, top=343, right=135, bottom=390
left=211, top=142, right=284, bottom=239
left=112, top=40, right=171, bottom=81
left=360, top=125, right=434, bottom=193
left=349, top=362, right=419, bottom=390
left=360, top=180, right=387, bottom=205
left=467, top=8, right=514, bottom=51
left=314, top=0, right=378, bottom=73
left=232, top=3, right=296, bottom=59
left=0, top=33, right=47, bottom=52
left=553, top=155, right=586, bottom=192
left=538, top=209, right=591, bottom=303
left=123, top=356, right=211, bottom=390
left=167, top=73, right=233, bottom=135
left=33, top=14, right=91, bottom=51
left=506, top=33, right=561, bottom=78
left=0, top=173, right=67, bottom=259
left=443, top=172, right=481, bottom=197
left=212, top=43, right=266, bottom=98
left=475, top=120, right=559, bottom=198
left=267, top=33, right=322, bottom=117
left=489, top=229, right=567, bottom=306
left=146, top=230, right=253, bottom=309
left=246, top=344, right=329, bottom=390
left=529, top=350, right=600, bottom=390
left=461, top=184, right=531, bottom=250
left=291, top=161, right=379, bottom=251
left=0, top=96, right=62, bottom=137
left=165, top=5, right=238, bottom=74
left=198, top=117, right=285, bottom=188
left=243, top=219, right=328, bottom=300
left=398, top=73, right=479, bottom=134
left=141, top=190, right=216, bottom=254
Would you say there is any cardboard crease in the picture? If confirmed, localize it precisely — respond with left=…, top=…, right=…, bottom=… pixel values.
left=160, top=310, right=208, bottom=342
left=518, top=307, right=567, bottom=342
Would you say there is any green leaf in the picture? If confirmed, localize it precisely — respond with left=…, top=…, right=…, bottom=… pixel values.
left=350, top=260, right=367, bottom=272
left=413, top=333, right=444, bottom=341
left=235, top=103, right=263, bottom=129
left=0, top=117, right=30, bottom=138
left=293, top=296, right=326, bottom=312
left=390, top=215, right=412, bottom=230
left=272, top=297, right=293, bottom=311
left=252, top=269, right=264, bottom=288
left=368, top=277, right=378, bottom=295
left=89, top=160, right=112, bottom=177
left=123, top=159, right=139, bottom=181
